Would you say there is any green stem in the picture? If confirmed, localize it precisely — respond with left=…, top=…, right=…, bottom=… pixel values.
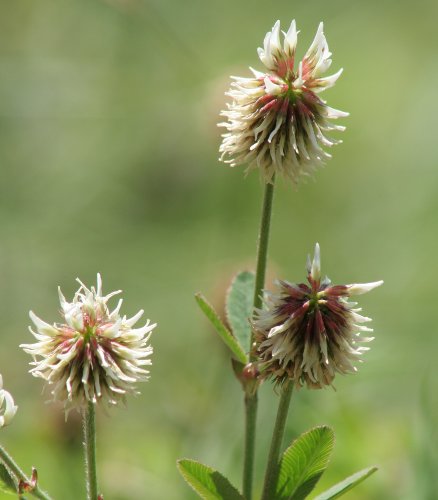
left=243, top=178, right=276, bottom=500
left=261, top=382, right=294, bottom=500
left=243, top=392, right=257, bottom=500
left=251, top=178, right=276, bottom=329
left=83, top=401, right=99, bottom=500
left=0, top=444, right=52, bottom=499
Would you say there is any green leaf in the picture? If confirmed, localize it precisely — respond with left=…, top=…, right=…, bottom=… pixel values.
left=313, top=466, right=378, bottom=500
left=195, top=293, right=247, bottom=364
left=177, top=459, right=243, bottom=500
left=0, top=464, right=17, bottom=495
left=226, top=271, right=255, bottom=354
left=275, top=426, right=335, bottom=500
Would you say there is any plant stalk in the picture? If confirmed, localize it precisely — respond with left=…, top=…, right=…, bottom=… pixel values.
left=251, top=178, right=276, bottom=329
left=243, top=392, right=257, bottom=500
left=243, top=178, right=276, bottom=500
left=261, top=381, right=294, bottom=500
left=0, top=444, right=52, bottom=499
left=83, top=401, right=99, bottom=500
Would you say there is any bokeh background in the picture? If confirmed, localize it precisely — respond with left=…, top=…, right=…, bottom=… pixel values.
left=0, top=0, right=437, bottom=498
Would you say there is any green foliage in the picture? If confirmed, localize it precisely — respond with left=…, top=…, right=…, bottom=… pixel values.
left=0, top=463, right=17, bottom=495
left=275, top=426, right=335, bottom=500
left=177, top=459, right=243, bottom=500
left=226, top=271, right=255, bottom=354
left=195, top=293, right=247, bottom=364
left=2, top=0, right=435, bottom=497
left=313, top=466, right=378, bottom=500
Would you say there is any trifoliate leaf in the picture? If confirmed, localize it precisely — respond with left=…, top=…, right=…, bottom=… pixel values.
left=0, top=464, right=17, bottom=495
left=177, top=459, right=243, bottom=500
left=313, top=466, right=378, bottom=499
left=226, top=271, right=255, bottom=354
left=275, top=426, right=335, bottom=499
left=195, top=293, right=247, bottom=364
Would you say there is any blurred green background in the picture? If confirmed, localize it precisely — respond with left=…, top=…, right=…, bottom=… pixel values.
left=0, top=0, right=437, bottom=498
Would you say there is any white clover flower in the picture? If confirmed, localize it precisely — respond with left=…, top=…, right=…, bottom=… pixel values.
left=0, top=375, right=18, bottom=427
left=252, top=244, right=383, bottom=388
left=219, top=20, right=348, bottom=184
left=21, top=274, right=156, bottom=411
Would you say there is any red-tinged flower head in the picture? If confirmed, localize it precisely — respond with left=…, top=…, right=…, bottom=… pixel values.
left=219, top=20, right=348, bottom=184
left=252, top=244, right=383, bottom=388
left=21, top=274, right=156, bottom=412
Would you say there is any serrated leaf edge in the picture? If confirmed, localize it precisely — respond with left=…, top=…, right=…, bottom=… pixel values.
left=177, top=458, right=243, bottom=500
left=276, top=425, right=335, bottom=499
left=225, top=271, right=255, bottom=354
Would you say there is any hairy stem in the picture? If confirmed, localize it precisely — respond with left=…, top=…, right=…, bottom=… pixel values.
left=243, top=392, right=258, bottom=499
left=243, top=178, right=276, bottom=500
left=83, top=401, right=99, bottom=500
left=261, top=382, right=294, bottom=500
left=0, top=444, right=52, bottom=499
left=251, top=179, right=276, bottom=327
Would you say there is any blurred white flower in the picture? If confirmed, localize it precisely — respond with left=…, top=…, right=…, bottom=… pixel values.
left=219, top=20, right=348, bottom=184
left=0, top=375, right=18, bottom=427
left=21, top=274, right=155, bottom=411
left=253, top=244, right=383, bottom=388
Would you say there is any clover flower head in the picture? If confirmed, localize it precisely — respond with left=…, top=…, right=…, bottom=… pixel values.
left=0, top=375, right=18, bottom=428
left=253, top=244, right=383, bottom=388
left=219, top=20, right=348, bottom=184
left=21, top=274, right=156, bottom=411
